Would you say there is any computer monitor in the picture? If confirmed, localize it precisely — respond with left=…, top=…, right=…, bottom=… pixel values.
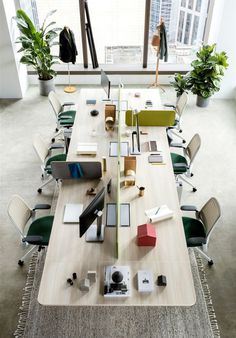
left=79, top=187, right=105, bottom=242
left=101, top=69, right=111, bottom=101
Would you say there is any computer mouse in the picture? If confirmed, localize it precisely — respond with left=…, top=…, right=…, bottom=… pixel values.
left=112, top=270, right=123, bottom=283
left=90, top=109, right=99, bottom=116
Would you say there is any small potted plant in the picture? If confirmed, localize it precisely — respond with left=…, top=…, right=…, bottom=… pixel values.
left=14, top=9, right=60, bottom=96
left=189, top=44, right=229, bottom=107
left=170, top=73, right=191, bottom=98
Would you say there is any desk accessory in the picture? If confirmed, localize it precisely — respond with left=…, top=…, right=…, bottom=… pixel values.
left=79, top=278, right=90, bottom=291
left=124, top=156, right=136, bottom=186
left=107, top=178, right=112, bottom=194
left=149, top=140, right=158, bottom=152
left=102, top=156, right=107, bottom=171
left=138, top=186, right=145, bottom=197
left=148, top=154, right=163, bottom=163
left=105, top=104, right=116, bottom=131
left=104, top=265, right=130, bottom=297
left=109, top=142, right=129, bottom=157
left=106, top=203, right=130, bottom=227
left=137, top=223, right=156, bottom=246
left=76, top=142, right=97, bottom=155
left=90, top=109, right=99, bottom=116
left=157, top=275, right=167, bottom=286
left=137, top=271, right=154, bottom=292
left=87, top=271, right=96, bottom=283
left=145, top=205, right=173, bottom=223
left=86, top=99, right=96, bottom=105
left=86, top=187, right=97, bottom=196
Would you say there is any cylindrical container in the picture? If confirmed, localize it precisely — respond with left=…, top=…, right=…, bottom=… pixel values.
left=102, top=156, right=107, bottom=172
left=139, top=186, right=145, bottom=197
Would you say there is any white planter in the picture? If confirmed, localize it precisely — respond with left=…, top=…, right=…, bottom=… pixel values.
left=38, top=78, right=55, bottom=96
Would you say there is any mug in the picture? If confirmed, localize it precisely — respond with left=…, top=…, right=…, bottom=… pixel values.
left=139, top=186, right=145, bottom=197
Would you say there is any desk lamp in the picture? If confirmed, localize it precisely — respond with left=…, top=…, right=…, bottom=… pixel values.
left=130, top=109, right=141, bottom=155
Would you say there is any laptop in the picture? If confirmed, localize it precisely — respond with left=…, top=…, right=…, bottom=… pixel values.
left=63, top=203, right=83, bottom=223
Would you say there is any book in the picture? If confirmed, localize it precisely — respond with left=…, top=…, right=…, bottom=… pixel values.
left=145, top=205, right=173, bottom=223
left=76, top=142, right=97, bottom=155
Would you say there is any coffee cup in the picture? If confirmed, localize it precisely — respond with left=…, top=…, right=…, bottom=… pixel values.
left=138, top=186, right=145, bottom=197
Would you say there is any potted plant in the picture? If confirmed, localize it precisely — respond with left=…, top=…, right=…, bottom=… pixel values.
left=189, top=44, right=229, bottom=107
left=14, top=9, right=60, bottom=96
left=170, top=72, right=191, bottom=97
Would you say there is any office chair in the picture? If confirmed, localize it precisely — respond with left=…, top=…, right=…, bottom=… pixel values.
left=33, top=133, right=66, bottom=193
left=8, top=194, right=54, bottom=266
left=171, top=133, right=201, bottom=192
left=181, top=197, right=221, bottom=265
left=165, top=92, right=188, bottom=143
left=48, top=91, right=76, bottom=141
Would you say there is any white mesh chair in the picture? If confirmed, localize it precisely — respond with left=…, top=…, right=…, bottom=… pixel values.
left=33, top=133, right=66, bottom=193
left=181, top=197, right=221, bottom=265
left=8, top=194, right=53, bottom=265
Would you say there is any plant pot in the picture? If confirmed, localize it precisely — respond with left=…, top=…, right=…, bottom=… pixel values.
left=196, top=95, right=210, bottom=107
left=38, top=78, right=55, bottom=96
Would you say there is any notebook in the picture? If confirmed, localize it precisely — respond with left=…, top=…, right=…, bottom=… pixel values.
left=63, top=203, right=83, bottom=223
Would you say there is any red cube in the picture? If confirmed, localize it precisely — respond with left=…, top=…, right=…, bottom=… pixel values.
left=137, top=223, right=157, bottom=247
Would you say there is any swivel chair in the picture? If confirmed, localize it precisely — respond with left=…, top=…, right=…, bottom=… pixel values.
left=165, top=92, right=188, bottom=143
left=8, top=194, right=54, bottom=265
left=48, top=91, right=76, bottom=141
left=181, top=197, right=221, bottom=265
left=33, top=133, right=66, bottom=193
left=171, top=133, right=201, bottom=192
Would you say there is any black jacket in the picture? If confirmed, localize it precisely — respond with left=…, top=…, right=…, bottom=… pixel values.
left=159, top=24, right=168, bottom=62
left=59, top=28, right=78, bottom=64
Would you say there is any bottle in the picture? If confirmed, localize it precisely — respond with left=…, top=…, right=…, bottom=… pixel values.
left=102, top=157, right=107, bottom=172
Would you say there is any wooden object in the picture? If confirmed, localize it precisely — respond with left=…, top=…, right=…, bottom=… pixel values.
left=124, top=156, right=136, bottom=186
left=105, top=104, right=116, bottom=131
left=38, top=89, right=196, bottom=306
left=137, top=223, right=156, bottom=246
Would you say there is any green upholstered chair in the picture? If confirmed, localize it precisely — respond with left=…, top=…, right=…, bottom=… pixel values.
left=125, top=109, right=175, bottom=127
left=181, top=197, right=221, bottom=265
left=171, top=133, right=201, bottom=192
left=33, top=133, right=66, bottom=193
left=48, top=91, right=76, bottom=140
left=165, top=92, right=188, bottom=144
left=8, top=195, right=54, bottom=265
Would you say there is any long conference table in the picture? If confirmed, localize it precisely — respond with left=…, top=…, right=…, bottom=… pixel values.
left=38, top=88, right=196, bottom=306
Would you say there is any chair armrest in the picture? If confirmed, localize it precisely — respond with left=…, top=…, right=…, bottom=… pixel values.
left=49, top=143, right=64, bottom=150
left=181, top=205, right=198, bottom=211
left=59, top=115, right=73, bottom=119
left=170, top=143, right=185, bottom=148
left=33, top=204, right=51, bottom=211
left=22, top=235, right=43, bottom=244
left=187, top=237, right=206, bottom=246
left=62, top=102, right=75, bottom=106
left=173, top=163, right=188, bottom=168
left=164, top=104, right=176, bottom=109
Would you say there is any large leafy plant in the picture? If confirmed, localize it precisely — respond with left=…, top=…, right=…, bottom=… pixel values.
left=189, top=44, right=228, bottom=98
left=14, top=9, right=60, bottom=80
left=170, top=73, right=191, bottom=97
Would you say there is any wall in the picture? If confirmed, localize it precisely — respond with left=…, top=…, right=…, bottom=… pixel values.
left=0, top=0, right=28, bottom=98
left=207, top=0, right=236, bottom=99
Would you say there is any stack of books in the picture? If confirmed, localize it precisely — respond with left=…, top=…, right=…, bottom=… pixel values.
left=76, top=142, right=97, bottom=155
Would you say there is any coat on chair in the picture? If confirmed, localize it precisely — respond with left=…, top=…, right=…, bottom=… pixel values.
left=59, top=28, right=78, bottom=64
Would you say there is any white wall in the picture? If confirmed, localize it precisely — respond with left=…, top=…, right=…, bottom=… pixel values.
left=0, top=0, right=28, bottom=98
left=208, top=0, right=236, bottom=99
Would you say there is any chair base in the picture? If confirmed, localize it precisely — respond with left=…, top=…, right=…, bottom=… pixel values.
left=18, top=244, right=37, bottom=266
left=195, top=247, right=214, bottom=265
left=38, top=177, right=54, bottom=193
left=176, top=175, right=197, bottom=192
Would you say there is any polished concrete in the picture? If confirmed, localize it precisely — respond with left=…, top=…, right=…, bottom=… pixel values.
left=0, top=86, right=235, bottom=337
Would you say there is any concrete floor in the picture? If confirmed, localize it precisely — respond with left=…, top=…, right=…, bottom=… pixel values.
left=0, top=86, right=235, bottom=337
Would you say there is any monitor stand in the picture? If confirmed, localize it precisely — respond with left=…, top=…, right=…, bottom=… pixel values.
left=86, top=211, right=105, bottom=242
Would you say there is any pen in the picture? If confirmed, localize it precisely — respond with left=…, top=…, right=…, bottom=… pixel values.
left=155, top=207, right=160, bottom=215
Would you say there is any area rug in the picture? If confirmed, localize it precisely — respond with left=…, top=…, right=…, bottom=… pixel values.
left=14, top=249, right=220, bottom=338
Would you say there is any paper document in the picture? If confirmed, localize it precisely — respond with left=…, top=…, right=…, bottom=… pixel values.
left=145, top=205, right=173, bottom=223
left=63, top=203, right=83, bottom=223
left=77, top=143, right=97, bottom=155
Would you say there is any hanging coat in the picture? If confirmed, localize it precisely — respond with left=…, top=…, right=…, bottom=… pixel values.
left=159, top=24, right=168, bottom=62
left=59, top=28, right=78, bottom=64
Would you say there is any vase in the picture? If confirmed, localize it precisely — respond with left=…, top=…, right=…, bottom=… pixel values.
left=38, top=78, right=55, bottom=96
left=196, top=95, right=210, bottom=107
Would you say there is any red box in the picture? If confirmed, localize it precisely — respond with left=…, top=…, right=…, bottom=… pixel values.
left=137, top=223, right=157, bottom=247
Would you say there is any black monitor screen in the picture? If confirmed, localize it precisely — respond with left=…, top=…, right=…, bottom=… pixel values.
left=101, top=69, right=110, bottom=99
left=79, top=187, right=105, bottom=238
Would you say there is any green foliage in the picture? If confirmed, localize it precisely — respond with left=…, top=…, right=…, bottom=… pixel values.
left=170, top=73, right=191, bottom=97
left=189, top=44, right=229, bottom=98
left=14, top=9, right=60, bottom=80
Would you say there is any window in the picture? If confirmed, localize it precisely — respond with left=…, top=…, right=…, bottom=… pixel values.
left=177, top=11, right=185, bottom=43
left=184, top=13, right=192, bottom=44
left=188, top=0, right=194, bottom=10
left=195, top=0, right=202, bottom=12
left=181, top=0, right=187, bottom=7
left=191, top=16, right=199, bottom=44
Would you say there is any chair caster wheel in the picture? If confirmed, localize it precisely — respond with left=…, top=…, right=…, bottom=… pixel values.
left=208, top=260, right=214, bottom=266
left=55, top=128, right=59, bottom=132
left=51, top=138, right=55, bottom=143
left=192, top=187, right=197, bottom=192
left=183, top=140, right=186, bottom=143
left=38, top=188, right=42, bottom=194
left=41, top=174, right=44, bottom=179
left=18, top=260, right=24, bottom=266
left=179, top=129, right=183, bottom=133
left=191, top=173, right=194, bottom=177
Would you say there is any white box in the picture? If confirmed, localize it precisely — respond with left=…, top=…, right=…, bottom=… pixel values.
left=76, top=142, right=97, bottom=155
left=137, top=270, right=154, bottom=292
